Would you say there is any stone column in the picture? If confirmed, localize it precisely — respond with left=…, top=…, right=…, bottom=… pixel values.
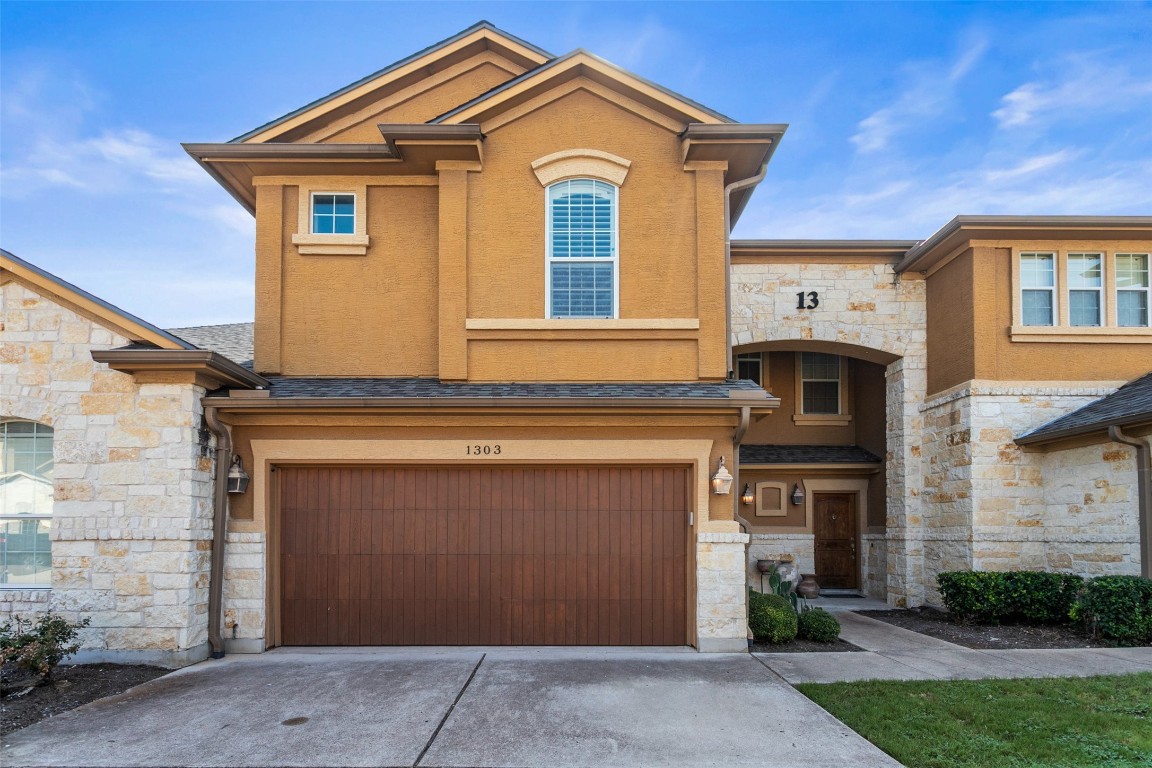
left=885, top=357, right=926, bottom=607
left=696, top=532, right=750, bottom=652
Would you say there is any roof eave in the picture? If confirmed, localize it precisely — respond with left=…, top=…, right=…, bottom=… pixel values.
left=1016, top=413, right=1152, bottom=447
left=203, top=393, right=781, bottom=411
left=91, top=349, right=269, bottom=390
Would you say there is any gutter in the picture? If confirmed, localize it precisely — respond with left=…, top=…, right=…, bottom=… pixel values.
left=723, top=161, right=769, bottom=378
left=201, top=393, right=780, bottom=412
left=1108, top=426, right=1152, bottom=579
left=202, top=405, right=232, bottom=659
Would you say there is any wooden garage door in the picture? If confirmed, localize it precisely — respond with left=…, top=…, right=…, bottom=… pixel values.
left=279, top=466, right=690, bottom=646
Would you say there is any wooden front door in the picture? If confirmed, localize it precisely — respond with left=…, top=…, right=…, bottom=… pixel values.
left=814, top=492, right=858, bottom=589
left=278, top=465, right=690, bottom=646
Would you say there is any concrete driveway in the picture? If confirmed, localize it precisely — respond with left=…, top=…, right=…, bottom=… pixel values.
left=0, top=648, right=900, bottom=768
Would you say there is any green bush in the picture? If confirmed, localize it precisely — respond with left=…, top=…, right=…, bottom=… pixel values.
left=1003, top=572, right=1083, bottom=623
left=750, top=604, right=799, bottom=644
left=798, top=608, right=841, bottom=642
left=937, top=571, right=1011, bottom=624
left=937, top=570, right=1086, bottom=625
left=0, top=613, right=90, bottom=681
left=1072, top=576, right=1152, bottom=646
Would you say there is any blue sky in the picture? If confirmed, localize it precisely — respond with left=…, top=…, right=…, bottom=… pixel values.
left=3, top=2, right=1150, bottom=327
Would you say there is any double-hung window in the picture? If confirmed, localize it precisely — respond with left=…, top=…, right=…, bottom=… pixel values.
left=547, top=179, right=618, bottom=318
left=800, top=353, right=841, bottom=415
left=1020, top=252, right=1056, bottom=326
left=0, top=421, right=53, bottom=588
left=1117, top=253, right=1150, bottom=327
left=1067, top=252, right=1103, bottom=327
left=737, top=352, right=763, bottom=386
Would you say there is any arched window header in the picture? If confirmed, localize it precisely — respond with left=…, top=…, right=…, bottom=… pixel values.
left=531, top=149, right=631, bottom=188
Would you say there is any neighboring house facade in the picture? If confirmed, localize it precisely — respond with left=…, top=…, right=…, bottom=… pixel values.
left=1, top=23, right=1149, bottom=664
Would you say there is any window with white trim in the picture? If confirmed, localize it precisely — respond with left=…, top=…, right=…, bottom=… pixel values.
left=546, top=179, right=618, bottom=318
left=1020, top=252, right=1056, bottom=326
left=311, top=193, right=355, bottom=234
left=0, top=421, right=53, bottom=588
left=1067, top=252, right=1103, bottom=327
left=1014, top=250, right=1152, bottom=337
left=1117, top=253, right=1150, bottom=327
left=800, top=353, right=841, bottom=415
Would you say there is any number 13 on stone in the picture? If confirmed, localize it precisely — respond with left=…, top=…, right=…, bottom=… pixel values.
left=796, top=291, right=819, bottom=310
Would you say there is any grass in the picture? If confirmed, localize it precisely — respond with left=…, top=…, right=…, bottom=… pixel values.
left=798, top=673, right=1152, bottom=768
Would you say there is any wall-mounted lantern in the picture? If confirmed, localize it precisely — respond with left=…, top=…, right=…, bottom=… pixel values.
left=711, top=457, right=734, bottom=495
left=741, top=483, right=754, bottom=506
left=790, top=483, right=805, bottom=506
left=227, top=455, right=250, bottom=495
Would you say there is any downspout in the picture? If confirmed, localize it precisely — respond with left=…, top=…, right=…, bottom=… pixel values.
left=203, top=405, right=231, bottom=659
left=1108, top=426, right=1152, bottom=579
left=732, top=406, right=754, bottom=534
left=724, top=161, right=769, bottom=379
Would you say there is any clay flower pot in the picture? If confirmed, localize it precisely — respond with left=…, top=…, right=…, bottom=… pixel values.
left=756, top=559, right=776, bottom=574
left=797, top=574, right=821, bottom=599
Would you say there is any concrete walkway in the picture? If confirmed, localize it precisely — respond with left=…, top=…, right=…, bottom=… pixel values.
left=1, top=647, right=901, bottom=768
left=755, top=611, right=1152, bottom=684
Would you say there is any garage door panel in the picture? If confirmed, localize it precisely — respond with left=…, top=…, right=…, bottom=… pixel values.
left=280, top=466, right=689, bottom=646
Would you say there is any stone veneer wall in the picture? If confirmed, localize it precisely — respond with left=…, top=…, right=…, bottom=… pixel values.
left=732, top=260, right=928, bottom=606
left=746, top=533, right=814, bottom=589
left=1, top=281, right=214, bottom=666
left=696, top=532, right=749, bottom=651
left=222, top=532, right=266, bottom=652
left=920, top=382, right=1139, bottom=606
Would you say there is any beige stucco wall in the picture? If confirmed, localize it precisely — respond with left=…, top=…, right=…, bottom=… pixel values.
left=0, top=280, right=213, bottom=665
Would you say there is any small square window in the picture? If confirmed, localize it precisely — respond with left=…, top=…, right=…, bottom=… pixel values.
left=311, top=194, right=355, bottom=235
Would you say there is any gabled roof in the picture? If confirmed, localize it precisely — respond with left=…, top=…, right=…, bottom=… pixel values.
left=234, top=21, right=552, bottom=144
left=168, top=322, right=254, bottom=369
left=431, top=48, right=734, bottom=127
left=0, top=249, right=195, bottom=350
left=1017, top=372, right=1152, bottom=446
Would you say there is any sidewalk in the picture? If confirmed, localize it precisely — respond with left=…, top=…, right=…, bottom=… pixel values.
left=754, top=611, right=1152, bottom=684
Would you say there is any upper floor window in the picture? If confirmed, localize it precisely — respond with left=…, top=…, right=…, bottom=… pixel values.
left=800, top=353, right=841, bottom=415
left=1015, top=250, right=1152, bottom=336
left=546, top=179, right=618, bottom=318
left=0, top=420, right=53, bottom=588
left=1117, top=253, right=1150, bottom=327
left=311, top=193, right=355, bottom=234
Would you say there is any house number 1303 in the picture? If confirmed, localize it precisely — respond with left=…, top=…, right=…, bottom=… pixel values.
left=796, top=291, right=820, bottom=310
left=466, top=445, right=501, bottom=455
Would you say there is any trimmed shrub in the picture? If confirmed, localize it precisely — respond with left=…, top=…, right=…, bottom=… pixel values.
left=750, top=604, right=799, bottom=644
left=937, top=571, right=1010, bottom=624
left=1003, top=572, right=1083, bottom=624
left=761, top=593, right=794, bottom=612
left=0, top=613, right=90, bottom=681
left=798, top=608, right=841, bottom=643
left=1072, top=575, right=1152, bottom=646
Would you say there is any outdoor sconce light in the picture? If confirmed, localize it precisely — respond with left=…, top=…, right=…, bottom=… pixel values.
left=711, top=457, right=734, bottom=495
left=227, top=455, right=250, bottom=495
left=790, top=483, right=805, bottom=506
left=741, top=484, right=754, bottom=506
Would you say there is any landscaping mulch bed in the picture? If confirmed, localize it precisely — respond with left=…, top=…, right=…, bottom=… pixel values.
left=751, top=637, right=865, bottom=653
left=1, top=663, right=168, bottom=736
left=857, top=607, right=1124, bottom=649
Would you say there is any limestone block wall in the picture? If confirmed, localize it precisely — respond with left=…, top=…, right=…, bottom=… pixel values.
left=696, top=532, right=749, bottom=652
left=919, top=381, right=1137, bottom=605
left=732, top=260, right=928, bottom=607
left=222, top=532, right=266, bottom=652
left=1, top=281, right=214, bottom=665
left=861, top=533, right=887, bottom=599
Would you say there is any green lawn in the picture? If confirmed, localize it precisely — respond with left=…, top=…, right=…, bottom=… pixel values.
left=798, top=673, right=1152, bottom=768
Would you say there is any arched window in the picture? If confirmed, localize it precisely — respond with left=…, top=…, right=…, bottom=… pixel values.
left=546, top=179, right=618, bottom=318
left=0, top=421, right=53, bottom=588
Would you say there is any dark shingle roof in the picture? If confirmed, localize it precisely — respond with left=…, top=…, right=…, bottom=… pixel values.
left=167, top=323, right=254, bottom=369
left=262, top=376, right=765, bottom=399
left=1017, top=372, right=1152, bottom=444
left=740, top=444, right=882, bottom=465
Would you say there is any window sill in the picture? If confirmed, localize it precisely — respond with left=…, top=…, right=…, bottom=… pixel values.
left=291, top=234, right=369, bottom=256
left=1010, top=326, right=1152, bottom=343
left=792, top=414, right=853, bottom=426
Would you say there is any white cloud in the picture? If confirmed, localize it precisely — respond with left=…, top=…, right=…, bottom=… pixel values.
left=850, top=33, right=989, bottom=154
left=993, top=59, right=1152, bottom=129
left=981, top=149, right=1080, bottom=183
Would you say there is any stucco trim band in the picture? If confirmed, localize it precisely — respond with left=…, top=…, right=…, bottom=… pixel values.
left=531, top=148, right=632, bottom=187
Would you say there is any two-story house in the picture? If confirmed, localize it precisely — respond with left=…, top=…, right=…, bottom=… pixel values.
left=2, top=22, right=1148, bottom=665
